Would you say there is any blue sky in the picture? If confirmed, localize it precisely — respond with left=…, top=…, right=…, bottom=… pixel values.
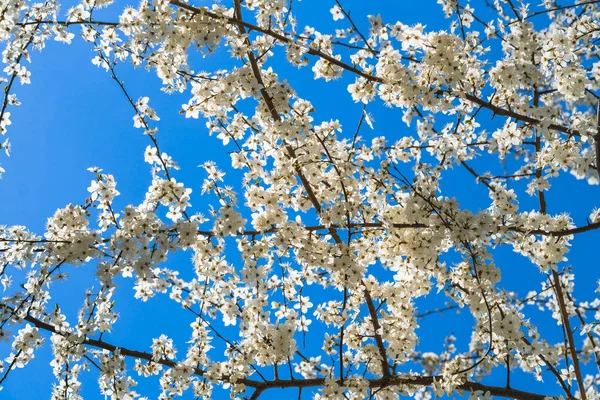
left=1, top=0, right=599, bottom=399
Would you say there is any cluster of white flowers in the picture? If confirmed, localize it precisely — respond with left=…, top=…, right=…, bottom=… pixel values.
left=1, top=0, right=600, bottom=399
left=45, top=204, right=99, bottom=263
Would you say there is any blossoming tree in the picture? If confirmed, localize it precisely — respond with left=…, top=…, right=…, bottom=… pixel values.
left=1, top=0, right=600, bottom=398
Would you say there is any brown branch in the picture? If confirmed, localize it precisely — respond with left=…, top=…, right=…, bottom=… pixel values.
left=0, top=349, right=23, bottom=386
left=15, top=20, right=118, bottom=27
left=463, top=93, right=581, bottom=137
left=363, top=287, right=391, bottom=377
left=595, top=99, right=600, bottom=177
left=1, top=22, right=41, bottom=130
left=533, top=91, right=548, bottom=219
left=567, top=292, right=600, bottom=373
left=0, top=238, right=71, bottom=244
left=532, top=89, right=585, bottom=399
left=520, top=337, right=573, bottom=397
left=551, top=271, right=588, bottom=399
left=334, top=0, right=376, bottom=54
left=239, top=375, right=552, bottom=400
left=0, top=303, right=205, bottom=376
left=169, top=0, right=377, bottom=82
left=3, top=219, right=597, bottom=256
left=509, top=0, right=600, bottom=24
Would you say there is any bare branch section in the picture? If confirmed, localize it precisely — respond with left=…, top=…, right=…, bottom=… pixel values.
left=241, top=376, right=550, bottom=400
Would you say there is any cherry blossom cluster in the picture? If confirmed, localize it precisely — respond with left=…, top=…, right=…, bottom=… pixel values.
left=0, top=0, right=600, bottom=399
